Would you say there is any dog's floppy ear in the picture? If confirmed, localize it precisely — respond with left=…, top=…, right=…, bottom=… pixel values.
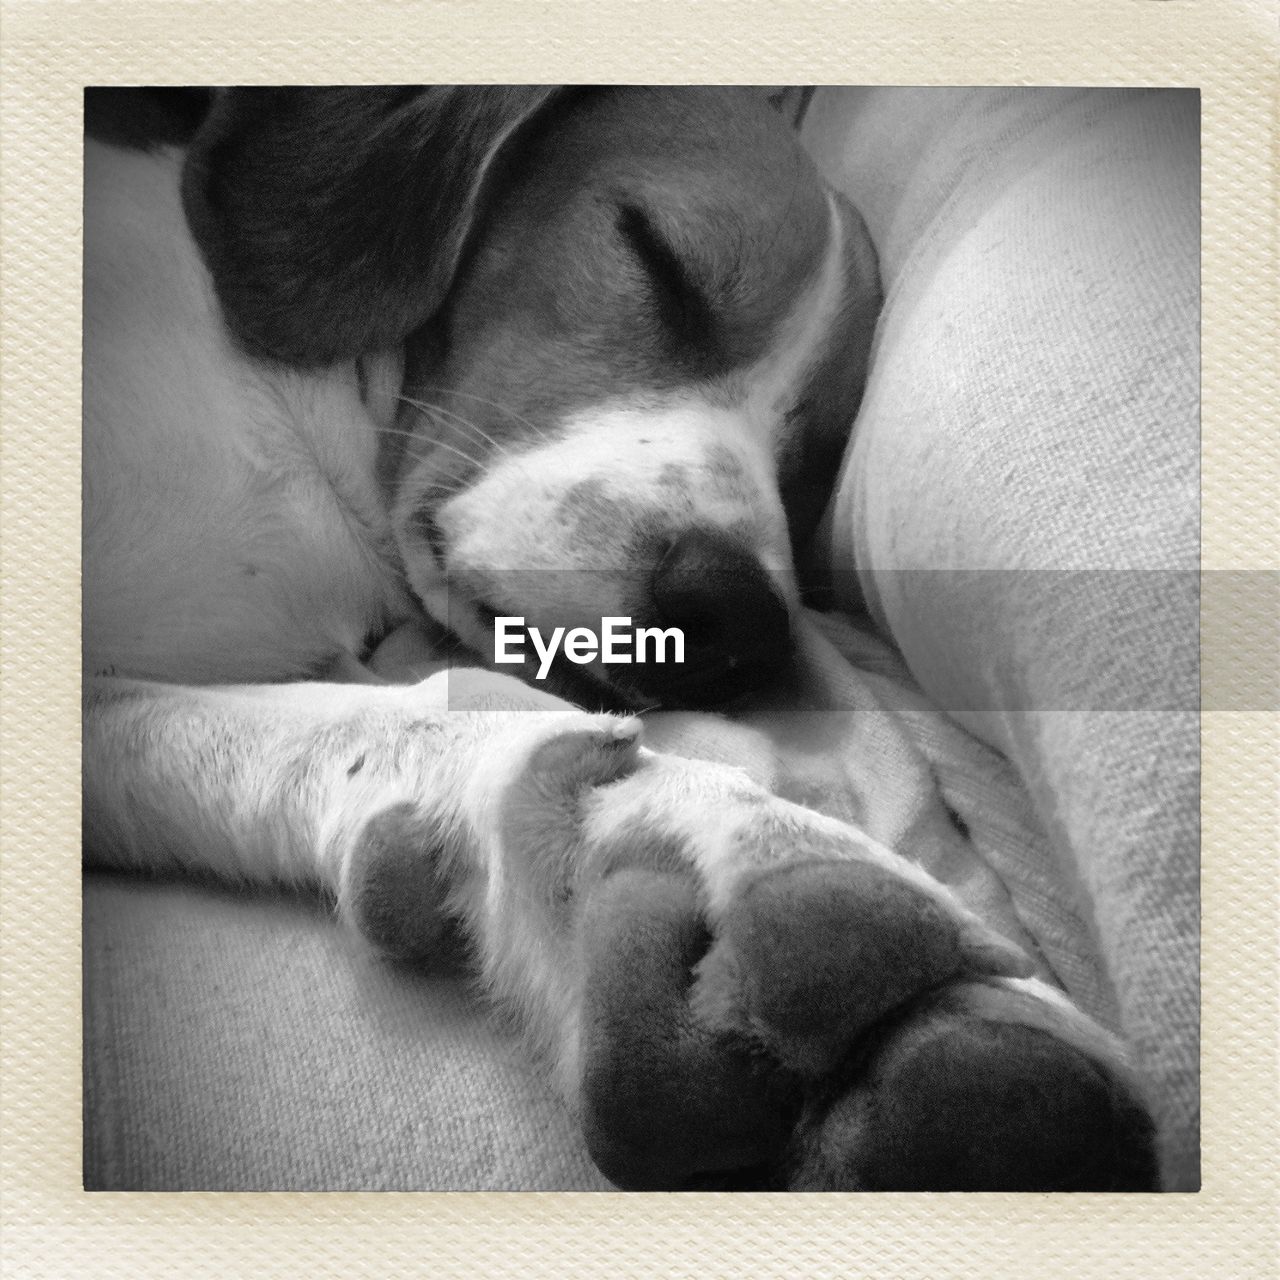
left=183, top=86, right=570, bottom=365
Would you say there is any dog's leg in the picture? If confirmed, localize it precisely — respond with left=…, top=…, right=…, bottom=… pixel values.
left=557, top=755, right=1157, bottom=1190
left=84, top=674, right=458, bottom=896
left=83, top=672, right=639, bottom=959
left=83, top=670, right=654, bottom=1072
left=85, top=672, right=1158, bottom=1190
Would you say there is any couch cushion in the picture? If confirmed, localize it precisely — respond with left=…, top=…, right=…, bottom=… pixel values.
left=83, top=872, right=607, bottom=1190
left=802, top=87, right=1200, bottom=1189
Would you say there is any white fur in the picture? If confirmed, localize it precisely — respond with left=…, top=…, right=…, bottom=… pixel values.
left=83, top=141, right=412, bottom=686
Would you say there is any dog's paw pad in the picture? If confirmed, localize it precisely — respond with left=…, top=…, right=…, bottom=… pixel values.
left=577, top=868, right=797, bottom=1189
left=793, top=1011, right=1160, bottom=1191
left=692, top=860, right=976, bottom=1075
left=344, top=802, right=455, bottom=962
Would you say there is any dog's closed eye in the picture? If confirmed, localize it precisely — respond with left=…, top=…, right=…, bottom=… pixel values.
left=616, top=204, right=720, bottom=363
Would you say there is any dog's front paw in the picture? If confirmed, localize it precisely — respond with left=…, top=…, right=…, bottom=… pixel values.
left=345, top=711, right=645, bottom=967
left=572, top=801, right=1158, bottom=1191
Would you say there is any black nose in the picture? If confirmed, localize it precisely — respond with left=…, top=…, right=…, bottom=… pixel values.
left=639, top=528, right=791, bottom=706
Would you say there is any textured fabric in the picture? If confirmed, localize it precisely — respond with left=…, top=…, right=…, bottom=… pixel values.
left=83, top=874, right=609, bottom=1190
left=801, top=87, right=1200, bottom=1189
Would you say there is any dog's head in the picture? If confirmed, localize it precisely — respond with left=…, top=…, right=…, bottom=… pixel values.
left=184, top=86, right=881, bottom=708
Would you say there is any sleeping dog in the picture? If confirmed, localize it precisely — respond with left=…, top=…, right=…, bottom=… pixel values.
left=83, top=86, right=1158, bottom=1190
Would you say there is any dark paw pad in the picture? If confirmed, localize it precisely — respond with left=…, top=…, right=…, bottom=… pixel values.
left=794, top=1012, right=1160, bottom=1191
left=578, top=868, right=798, bottom=1189
left=345, top=802, right=455, bottom=962
left=693, top=860, right=981, bottom=1075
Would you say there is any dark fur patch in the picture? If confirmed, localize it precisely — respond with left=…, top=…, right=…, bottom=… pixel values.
left=395, top=88, right=838, bottom=444
left=616, top=203, right=726, bottom=376
left=85, top=87, right=213, bottom=150
left=182, top=86, right=574, bottom=365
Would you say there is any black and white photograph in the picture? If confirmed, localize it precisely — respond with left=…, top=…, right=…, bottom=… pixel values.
left=78, top=84, right=1202, bottom=1194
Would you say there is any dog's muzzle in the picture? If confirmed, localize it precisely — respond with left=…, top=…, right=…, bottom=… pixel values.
left=633, top=527, right=792, bottom=707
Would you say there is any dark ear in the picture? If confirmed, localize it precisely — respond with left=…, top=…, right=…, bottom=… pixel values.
left=85, top=87, right=214, bottom=150
left=182, top=86, right=570, bottom=365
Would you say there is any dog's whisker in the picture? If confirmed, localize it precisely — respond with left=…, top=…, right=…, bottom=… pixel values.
left=400, top=434, right=488, bottom=471
left=375, top=433, right=480, bottom=476
left=393, top=398, right=530, bottom=466
left=379, top=442, right=472, bottom=479
left=373, top=423, right=432, bottom=443
left=399, top=397, right=513, bottom=454
left=405, top=384, right=556, bottom=445
left=378, top=443, right=456, bottom=477
left=392, top=401, right=556, bottom=491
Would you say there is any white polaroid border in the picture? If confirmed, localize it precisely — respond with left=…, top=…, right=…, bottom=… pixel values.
left=1, top=1, right=1276, bottom=1275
